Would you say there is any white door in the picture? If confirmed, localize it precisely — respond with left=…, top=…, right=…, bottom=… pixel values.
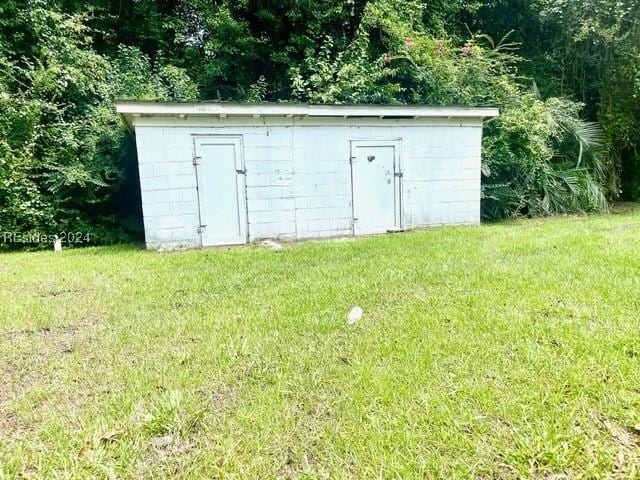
left=194, top=136, right=248, bottom=246
left=350, top=140, right=400, bottom=235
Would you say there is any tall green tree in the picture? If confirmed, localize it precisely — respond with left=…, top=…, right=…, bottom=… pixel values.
left=0, top=2, right=196, bottom=245
left=471, top=0, right=640, bottom=199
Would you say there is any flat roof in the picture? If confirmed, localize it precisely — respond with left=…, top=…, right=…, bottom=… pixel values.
left=116, top=101, right=499, bottom=127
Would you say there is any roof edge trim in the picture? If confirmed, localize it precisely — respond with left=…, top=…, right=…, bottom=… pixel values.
left=115, top=101, right=499, bottom=120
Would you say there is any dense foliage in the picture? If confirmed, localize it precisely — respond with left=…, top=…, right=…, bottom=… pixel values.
left=0, top=2, right=197, bottom=244
left=0, top=0, right=638, bottom=245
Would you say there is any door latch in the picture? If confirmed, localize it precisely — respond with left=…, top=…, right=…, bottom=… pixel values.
left=236, top=169, right=246, bottom=175
left=394, top=171, right=403, bottom=178
left=196, top=225, right=206, bottom=233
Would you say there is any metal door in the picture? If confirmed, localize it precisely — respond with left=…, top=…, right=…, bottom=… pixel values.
left=193, top=136, right=248, bottom=246
left=350, top=140, right=401, bottom=235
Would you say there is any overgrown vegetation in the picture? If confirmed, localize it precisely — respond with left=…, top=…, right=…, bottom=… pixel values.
left=0, top=0, right=638, bottom=243
left=0, top=3, right=197, bottom=244
left=2, top=208, right=640, bottom=477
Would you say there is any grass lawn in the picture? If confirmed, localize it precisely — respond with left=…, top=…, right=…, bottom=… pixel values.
left=2, top=207, right=640, bottom=479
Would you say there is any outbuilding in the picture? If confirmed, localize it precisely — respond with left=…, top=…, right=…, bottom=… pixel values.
left=116, top=102, right=498, bottom=249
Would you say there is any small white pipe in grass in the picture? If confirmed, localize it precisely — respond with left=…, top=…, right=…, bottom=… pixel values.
left=53, top=236, right=62, bottom=252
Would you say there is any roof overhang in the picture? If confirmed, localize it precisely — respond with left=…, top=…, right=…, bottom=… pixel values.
left=116, top=101, right=499, bottom=130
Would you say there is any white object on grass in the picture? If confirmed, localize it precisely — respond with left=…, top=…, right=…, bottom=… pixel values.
left=53, top=236, right=62, bottom=252
left=347, top=306, right=363, bottom=325
left=261, top=239, right=283, bottom=252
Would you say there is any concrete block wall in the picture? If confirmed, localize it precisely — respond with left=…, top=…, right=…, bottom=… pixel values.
left=134, top=128, right=200, bottom=249
left=400, top=125, right=482, bottom=227
left=292, top=128, right=353, bottom=238
left=133, top=120, right=483, bottom=249
left=243, top=131, right=297, bottom=240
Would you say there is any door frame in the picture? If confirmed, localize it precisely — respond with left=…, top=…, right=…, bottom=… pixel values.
left=349, top=139, right=402, bottom=235
left=192, top=135, right=249, bottom=246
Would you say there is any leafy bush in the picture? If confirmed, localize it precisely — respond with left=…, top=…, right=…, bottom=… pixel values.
left=0, top=6, right=197, bottom=248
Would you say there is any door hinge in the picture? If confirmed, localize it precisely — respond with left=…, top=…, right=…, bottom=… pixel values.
left=349, top=156, right=356, bottom=164
left=192, top=155, right=201, bottom=166
left=196, top=225, right=206, bottom=234
left=236, top=169, right=246, bottom=175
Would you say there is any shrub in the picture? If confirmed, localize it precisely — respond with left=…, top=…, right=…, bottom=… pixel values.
left=0, top=6, right=197, bottom=249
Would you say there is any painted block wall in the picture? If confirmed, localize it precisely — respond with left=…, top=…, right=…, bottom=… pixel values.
left=133, top=118, right=483, bottom=249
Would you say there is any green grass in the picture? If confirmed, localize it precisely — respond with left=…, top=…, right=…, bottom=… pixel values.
left=2, top=207, right=640, bottom=479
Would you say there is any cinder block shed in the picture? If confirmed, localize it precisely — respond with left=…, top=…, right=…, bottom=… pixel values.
left=116, top=102, right=499, bottom=249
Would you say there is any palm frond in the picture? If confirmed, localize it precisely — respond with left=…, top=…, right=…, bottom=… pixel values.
left=583, top=174, right=608, bottom=212
left=572, top=121, right=603, bottom=166
left=553, top=169, right=582, bottom=196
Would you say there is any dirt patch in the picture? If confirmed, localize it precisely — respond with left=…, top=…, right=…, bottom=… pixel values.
left=0, top=408, right=31, bottom=436
left=193, top=385, right=236, bottom=414
left=278, top=448, right=319, bottom=479
left=0, top=314, right=105, bottom=436
left=36, top=287, right=86, bottom=298
left=131, top=436, right=197, bottom=476
left=0, top=314, right=102, bottom=340
left=148, top=436, right=194, bottom=462
left=599, top=417, right=640, bottom=474
left=605, top=222, right=640, bottom=232
left=611, top=202, right=640, bottom=214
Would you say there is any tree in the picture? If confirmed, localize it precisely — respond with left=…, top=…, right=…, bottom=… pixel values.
left=0, top=3, right=197, bottom=246
left=471, top=0, right=640, bottom=199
